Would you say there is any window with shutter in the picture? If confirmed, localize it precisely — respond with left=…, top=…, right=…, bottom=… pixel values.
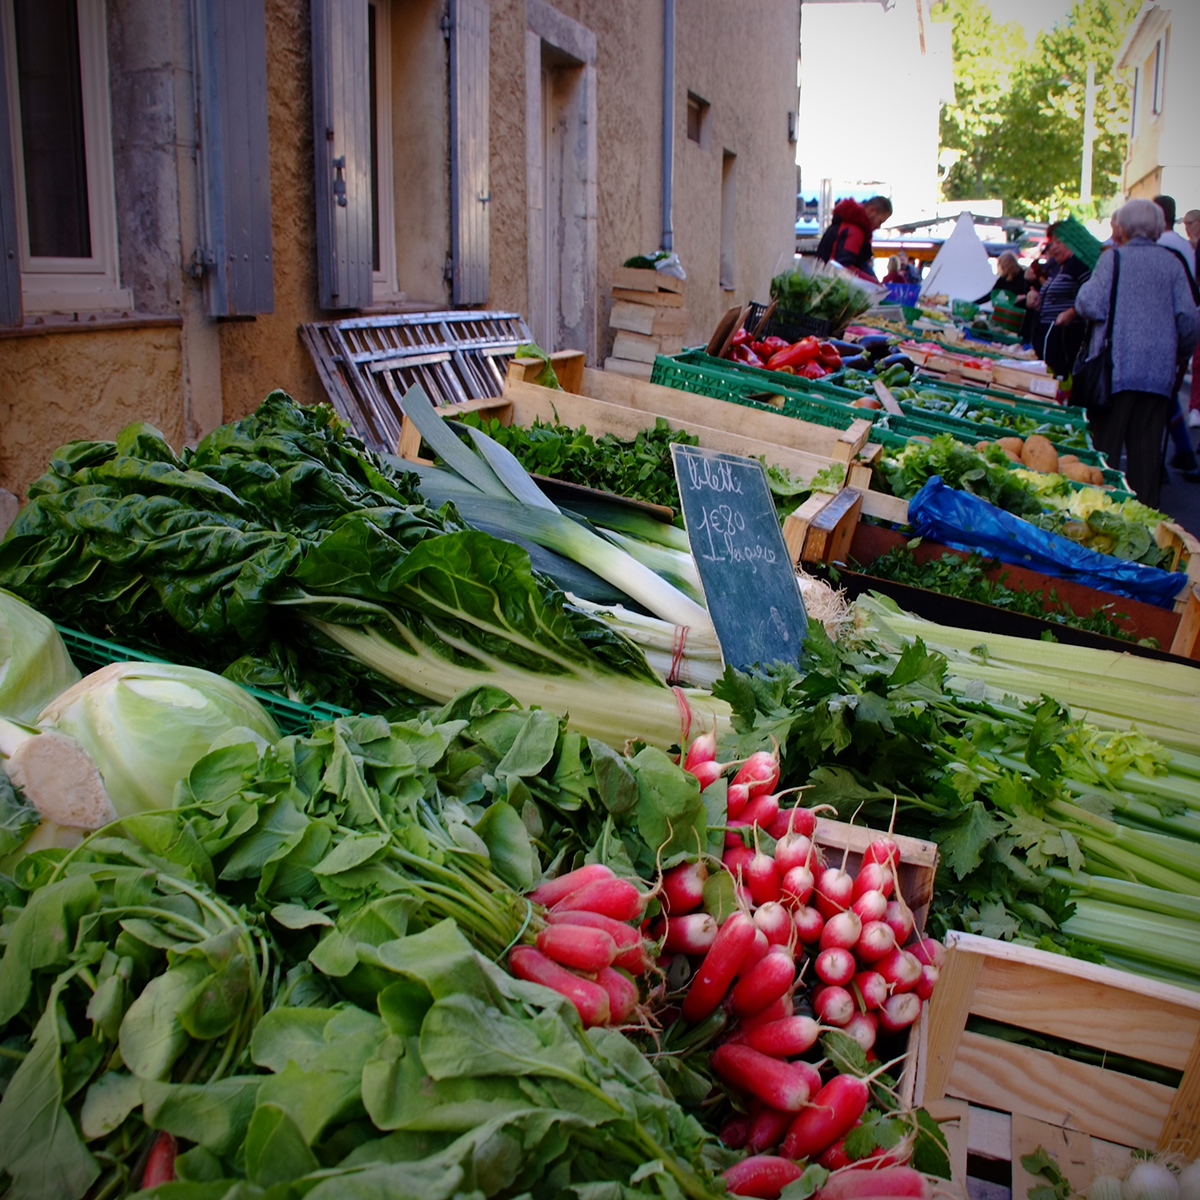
left=449, top=0, right=489, bottom=306
left=312, top=0, right=372, bottom=311
left=194, top=0, right=274, bottom=317
left=0, top=9, right=21, bottom=325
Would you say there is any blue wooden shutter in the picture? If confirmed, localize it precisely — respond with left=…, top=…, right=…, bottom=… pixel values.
left=449, top=0, right=489, bottom=306
left=0, top=28, right=21, bottom=327
left=194, top=0, right=275, bottom=316
left=311, top=0, right=372, bottom=310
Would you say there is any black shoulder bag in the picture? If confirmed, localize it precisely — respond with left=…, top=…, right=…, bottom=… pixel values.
left=1071, top=249, right=1120, bottom=412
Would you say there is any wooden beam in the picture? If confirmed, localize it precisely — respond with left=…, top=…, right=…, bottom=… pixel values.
left=783, top=495, right=834, bottom=564
left=832, top=418, right=873, bottom=463
left=801, top=487, right=863, bottom=564
left=549, top=349, right=585, bottom=394
left=1170, top=586, right=1200, bottom=661
left=874, top=379, right=904, bottom=415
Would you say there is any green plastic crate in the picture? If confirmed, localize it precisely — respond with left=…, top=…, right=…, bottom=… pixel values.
left=56, top=625, right=350, bottom=737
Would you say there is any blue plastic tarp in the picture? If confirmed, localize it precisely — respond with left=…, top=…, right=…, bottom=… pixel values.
left=906, top=476, right=1187, bottom=610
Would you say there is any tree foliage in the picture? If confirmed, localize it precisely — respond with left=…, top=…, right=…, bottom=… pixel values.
left=934, top=0, right=1142, bottom=219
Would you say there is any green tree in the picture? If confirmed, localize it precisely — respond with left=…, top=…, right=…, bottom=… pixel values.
left=935, top=0, right=1141, bottom=219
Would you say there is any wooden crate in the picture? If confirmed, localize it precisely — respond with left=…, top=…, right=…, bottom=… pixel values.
left=917, top=931, right=1200, bottom=1156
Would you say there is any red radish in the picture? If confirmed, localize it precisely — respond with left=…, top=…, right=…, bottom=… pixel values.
left=816, top=1166, right=929, bottom=1200
left=727, top=781, right=751, bottom=820
left=819, top=910, right=862, bottom=952
left=724, top=844, right=754, bottom=878
left=690, top=759, right=725, bottom=790
left=775, top=833, right=815, bottom=874
left=864, top=837, right=900, bottom=869
left=662, top=860, right=708, bottom=914
left=746, top=850, right=782, bottom=906
left=852, top=860, right=895, bottom=901
left=878, top=991, right=921, bottom=1033
left=781, top=1072, right=871, bottom=1160
left=815, top=866, right=853, bottom=918
left=818, top=1137, right=911, bottom=1172
left=552, top=877, right=645, bottom=922
left=739, top=992, right=794, bottom=1029
left=529, top=863, right=614, bottom=907
left=710, top=1044, right=817, bottom=1111
left=736, top=929, right=770, bottom=977
left=793, top=904, right=824, bottom=944
left=843, top=1010, right=878, bottom=1053
left=719, top=1115, right=751, bottom=1149
left=813, top=984, right=854, bottom=1026
left=852, top=970, right=888, bottom=1011
left=661, top=912, right=720, bottom=955
left=916, top=963, right=939, bottom=1001
left=595, top=966, right=638, bottom=1023
left=142, top=1131, right=177, bottom=1188
left=682, top=912, right=758, bottom=1023
left=907, top=936, right=946, bottom=970
left=855, top=921, right=897, bottom=964
left=781, top=865, right=815, bottom=909
left=508, top=946, right=610, bottom=1027
left=536, top=924, right=617, bottom=972
left=753, top=902, right=794, bottom=946
left=768, top=805, right=817, bottom=841
left=732, top=945, right=796, bottom=1017
left=851, top=889, right=888, bottom=923
left=731, top=750, right=780, bottom=798
left=817, top=1133, right=860, bottom=1171
left=726, top=820, right=752, bottom=848
left=684, top=728, right=717, bottom=773
left=547, top=909, right=648, bottom=974
left=877, top=948, right=922, bottom=993
left=722, top=1155, right=803, bottom=1199
left=883, top=900, right=914, bottom=944
left=744, top=1015, right=821, bottom=1057
left=742, top=792, right=781, bottom=829
left=814, top=946, right=856, bottom=987
left=746, top=1106, right=795, bottom=1154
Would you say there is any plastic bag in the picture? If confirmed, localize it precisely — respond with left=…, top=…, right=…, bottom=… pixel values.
left=906, top=476, right=1187, bottom=610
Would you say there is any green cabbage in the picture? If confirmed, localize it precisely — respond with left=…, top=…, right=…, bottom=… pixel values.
left=36, top=662, right=281, bottom=817
left=0, top=588, right=80, bottom=722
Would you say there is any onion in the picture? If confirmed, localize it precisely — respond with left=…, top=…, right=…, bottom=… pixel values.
left=1123, top=1163, right=1179, bottom=1200
left=1090, top=1178, right=1125, bottom=1200
left=1177, top=1163, right=1200, bottom=1200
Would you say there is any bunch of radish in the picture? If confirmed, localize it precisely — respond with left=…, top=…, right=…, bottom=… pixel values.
left=508, top=863, right=651, bottom=1028
left=724, top=1161, right=937, bottom=1200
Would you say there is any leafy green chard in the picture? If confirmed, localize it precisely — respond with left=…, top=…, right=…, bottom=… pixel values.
left=0, top=393, right=718, bottom=749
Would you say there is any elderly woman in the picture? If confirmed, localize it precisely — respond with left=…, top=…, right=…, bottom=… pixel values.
left=1074, top=197, right=1200, bottom=506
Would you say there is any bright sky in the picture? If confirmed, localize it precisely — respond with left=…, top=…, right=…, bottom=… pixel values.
left=983, top=0, right=1076, bottom=44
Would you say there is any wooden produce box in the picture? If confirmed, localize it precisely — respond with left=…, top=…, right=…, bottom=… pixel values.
left=812, top=817, right=939, bottom=1109
left=916, top=931, right=1200, bottom=1156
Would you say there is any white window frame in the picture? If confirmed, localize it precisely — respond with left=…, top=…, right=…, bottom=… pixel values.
left=1130, top=65, right=1140, bottom=136
left=2, top=0, right=130, bottom=312
left=369, top=0, right=401, bottom=304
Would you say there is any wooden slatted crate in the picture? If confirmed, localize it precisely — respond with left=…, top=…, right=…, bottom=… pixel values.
left=917, top=931, right=1200, bottom=1156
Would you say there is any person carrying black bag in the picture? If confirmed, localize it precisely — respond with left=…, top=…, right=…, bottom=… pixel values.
left=1074, top=198, right=1200, bottom=506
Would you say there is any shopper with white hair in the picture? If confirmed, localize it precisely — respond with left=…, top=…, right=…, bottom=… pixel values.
left=1074, top=197, right=1200, bottom=505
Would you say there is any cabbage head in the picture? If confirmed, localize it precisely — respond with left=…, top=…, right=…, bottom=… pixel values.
left=39, top=662, right=281, bottom=815
left=0, top=588, right=80, bottom=722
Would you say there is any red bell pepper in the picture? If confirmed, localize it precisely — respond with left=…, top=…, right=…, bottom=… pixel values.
left=750, top=340, right=772, bottom=360
left=730, top=343, right=765, bottom=368
left=760, top=336, right=790, bottom=357
left=816, top=343, right=843, bottom=369
left=798, top=361, right=829, bottom=379
left=731, top=327, right=752, bottom=347
left=766, top=336, right=820, bottom=372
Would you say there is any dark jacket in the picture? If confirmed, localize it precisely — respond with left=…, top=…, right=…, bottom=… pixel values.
left=816, top=199, right=876, bottom=277
left=1076, top=239, right=1200, bottom=398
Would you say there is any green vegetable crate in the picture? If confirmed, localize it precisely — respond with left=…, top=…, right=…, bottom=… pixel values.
left=919, top=931, right=1200, bottom=1157
left=655, top=350, right=866, bottom=406
left=56, top=626, right=350, bottom=736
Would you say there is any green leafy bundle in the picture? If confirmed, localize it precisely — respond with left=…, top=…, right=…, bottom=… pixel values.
left=0, top=394, right=700, bottom=749
left=0, top=702, right=727, bottom=1199
left=769, top=269, right=876, bottom=331
left=859, top=544, right=1138, bottom=643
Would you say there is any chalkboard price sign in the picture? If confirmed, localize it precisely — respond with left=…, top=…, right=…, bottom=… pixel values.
left=670, top=444, right=809, bottom=671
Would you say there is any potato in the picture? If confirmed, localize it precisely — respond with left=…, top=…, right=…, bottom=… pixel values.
left=974, top=440, right=992, bottom=452
left=1088, top=465, right=1105, bottom=485
left=1058, top=454, right=1080, bottom=466
left=997, top=436, right=1025, bottom=456
left=910, top=436, right=932, bottom=444
left=851, top=396, right=883, bottom=409
left=1063, top=461, right=1093, bottom=484
left=1003, top=449, right=1022, bottom=463
left=1021, top=434, right=1059, bottom=474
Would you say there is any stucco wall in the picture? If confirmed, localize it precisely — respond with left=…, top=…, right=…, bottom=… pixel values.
left=0, top=326, right=184, bottom=497
left=217, top=0, right=326, bottom=421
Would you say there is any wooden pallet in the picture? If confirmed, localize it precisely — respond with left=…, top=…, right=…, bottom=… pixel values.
left=917, top=931, right=1200, bottom=1156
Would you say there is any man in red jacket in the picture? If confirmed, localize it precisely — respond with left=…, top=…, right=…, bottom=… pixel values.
left=815, top=196, right=893, bottom=281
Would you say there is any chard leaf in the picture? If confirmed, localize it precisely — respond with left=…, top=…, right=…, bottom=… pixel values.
left=118, top=959, right=210, bottom=1080
left=244, top=1103, right=319, bottom=1187
left=141, top=1076, right=260, bottom=1156
left=80, top=1071, right=142, bottom=1140
left=474, top=800, right=537, bottom=889
left=629, top=747, right=705, bottom=862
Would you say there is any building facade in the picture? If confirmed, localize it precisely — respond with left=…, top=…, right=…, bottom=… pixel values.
left=0, top=0, right=801, bottom=498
